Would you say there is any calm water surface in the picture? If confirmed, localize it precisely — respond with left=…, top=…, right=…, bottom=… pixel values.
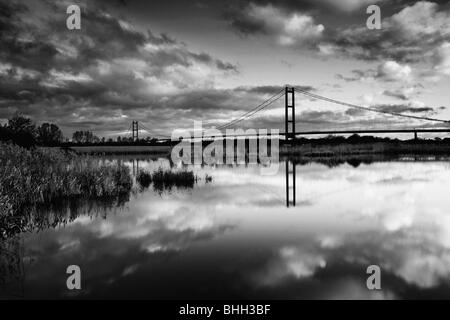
left=2, top=156, right=450, bottom=299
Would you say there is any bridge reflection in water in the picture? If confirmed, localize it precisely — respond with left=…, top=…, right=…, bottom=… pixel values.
left=134, top=156, right=298, bottom=208
left=132, top=158, right=140, bottom=176
left=285, top=160, right=297, bottom=207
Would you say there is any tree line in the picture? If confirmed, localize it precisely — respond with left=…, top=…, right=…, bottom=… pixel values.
left=0, top=114, right=161, bottom=148
left=0, top=114, right=64, bottom=148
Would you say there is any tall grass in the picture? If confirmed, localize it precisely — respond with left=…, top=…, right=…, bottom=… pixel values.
left=136, top=170, right=152, bottom=188
left=136, top=168, right=199, bottom=191
left=0, top=142, right=133, bottom=218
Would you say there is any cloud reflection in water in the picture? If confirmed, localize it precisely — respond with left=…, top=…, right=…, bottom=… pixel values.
left=4, top=159, right=450, bottom=299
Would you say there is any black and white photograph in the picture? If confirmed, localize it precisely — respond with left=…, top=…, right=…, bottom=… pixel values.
left=1, top=0, right=450, bottom=306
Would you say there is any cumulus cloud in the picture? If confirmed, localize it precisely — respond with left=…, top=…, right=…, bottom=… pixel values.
left=327, top=1, right=449, bottom=63
left=225, top=1, right=449, bottom=67
left=336, top=69, right=377, bottom=82
left=433, top=42, right=450, bottom=75
left=253, top=246, right=327, bottom=286
left=1, top=0, right=448, bottom=136
left=0, top=0, right=239, bottom=136
left=377, top=61, right=412, bottom=81
left=383, top=86, right=419, bottom=100
left=337, top=61, right=413, bottom=84
left=389, top=1, right=449, bottom=42
left=225, top=3, right=324, bottom=47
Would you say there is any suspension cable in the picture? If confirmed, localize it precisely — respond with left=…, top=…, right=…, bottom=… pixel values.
left=293, top=86, right=450, bottom=124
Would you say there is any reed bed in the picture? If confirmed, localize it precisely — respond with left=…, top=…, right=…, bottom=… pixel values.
left=136, top=170, right=152, bottom=188
left=136, top=168, right=200, bottom=191
left=0, top=142, right=133, bottom=217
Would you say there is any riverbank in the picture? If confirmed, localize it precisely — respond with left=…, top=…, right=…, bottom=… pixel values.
left=65, top=138, right=450, bottom=157
left=280, top=140, right=450, bottom=156
left=0, top=143, right=133, bottom=228
left=68, top=145, right=171, bottom=155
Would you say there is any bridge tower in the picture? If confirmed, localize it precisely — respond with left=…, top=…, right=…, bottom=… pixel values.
left=132, top=121, right=139, bottom=141
left=285, top=87, right=297, bottom=207
left=285, top=87, right=296, bottom=143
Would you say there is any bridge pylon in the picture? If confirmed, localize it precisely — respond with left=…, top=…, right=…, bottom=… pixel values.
left=285, top=87, right=295, bottom=143
left=132, top=121, right=139, bottom=141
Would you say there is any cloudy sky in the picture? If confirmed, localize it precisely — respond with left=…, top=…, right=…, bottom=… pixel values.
left=0, top=0, right=449, bottom=138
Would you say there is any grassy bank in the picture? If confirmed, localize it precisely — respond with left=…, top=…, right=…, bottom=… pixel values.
left=0, top=142, right=133, bottom=219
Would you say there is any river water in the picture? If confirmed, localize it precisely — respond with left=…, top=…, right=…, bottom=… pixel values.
left=2, top=155, right=450, bottom=299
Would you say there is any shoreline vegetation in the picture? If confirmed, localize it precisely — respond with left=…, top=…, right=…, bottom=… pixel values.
left=0, top=142, right=134, bottom=237
left=0, top=142, right=207, bottom=239
left=66, top=134, right=450, bottom=156
left=0, top=142, right=133, bottom=212
left=69, top=139, right=450, bottom=156
left=136, top=168, right=208, bottom=191
left=279, top=136, right=450, bottom=156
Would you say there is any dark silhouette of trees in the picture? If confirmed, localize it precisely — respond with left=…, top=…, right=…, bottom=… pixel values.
left=72, top=130, right=99, bottom=144
left=6, top=114, right=37, bottom=148
left=0, top=115, right=67, bottom=147
left=37, top=123, right=63, bottom=146
left=0, top=125, right=12, bottom=142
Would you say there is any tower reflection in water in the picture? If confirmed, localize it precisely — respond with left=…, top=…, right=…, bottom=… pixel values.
left=285, top=160, right=296, bottom=207
left=132, top=158, right=140, bottom=176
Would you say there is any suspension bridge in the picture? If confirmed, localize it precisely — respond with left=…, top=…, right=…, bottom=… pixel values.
left=121, top=86, right=450, bottom=142
left=114, top=86, right=450, bottom=208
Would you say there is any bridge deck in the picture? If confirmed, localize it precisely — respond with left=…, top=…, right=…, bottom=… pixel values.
left=290, top=129, right=450, bottom=136
left=159, top=128, right=450, bottom=141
